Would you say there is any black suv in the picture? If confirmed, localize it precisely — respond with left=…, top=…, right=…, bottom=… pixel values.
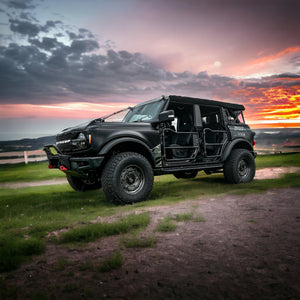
left=44, top=95, right=256, bottom=204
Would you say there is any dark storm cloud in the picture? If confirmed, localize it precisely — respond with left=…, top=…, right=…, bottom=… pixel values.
left=1, top=34, right=226, bottom=103
left=243, top=73, right=300, bottom=90
left=70, top=39, right=99, bottom=54
left=9, top=18, right=61, bottom=37
left=67, top=28, right=94, bottom=40
left=42, top=20, right=62, bottom=31
left=19, top=12, right=32, bottom=20
left=4, top=0, right=36, bottom=10
left=9, top=19, right=40, bottom=36
left=1, top=27, right=299, bottom=104
left=29, top=37, right=61, bottom=50
left=1, top=1, right=299, bottom=105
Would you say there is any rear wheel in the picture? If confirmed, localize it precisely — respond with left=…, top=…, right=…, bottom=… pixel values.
left=224, top=149, right=255, bottom=184
left=173, top=170, right=198, bottom=179
left=66, top=175, right=102, bottom=191
left=101, top=152, right=154, bottom=205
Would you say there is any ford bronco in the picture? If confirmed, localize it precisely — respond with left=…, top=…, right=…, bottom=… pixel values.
left=44, top=95, right=256, bottom=204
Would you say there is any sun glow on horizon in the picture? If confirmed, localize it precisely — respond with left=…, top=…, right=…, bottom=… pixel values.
left=1, top=87, right=299, bottom=129
left=0, top=102, right=131, bottom=119
left=232, top=83, right=300, bottom=128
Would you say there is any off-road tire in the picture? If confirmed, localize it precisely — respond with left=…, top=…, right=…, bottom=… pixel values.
left=66, top=174, right=102, bottom=191
left=173, top=170, right=198, bottom=179
left=101, top=152, right=154, bottom=205
left=224, top=149, right=255, bottom=184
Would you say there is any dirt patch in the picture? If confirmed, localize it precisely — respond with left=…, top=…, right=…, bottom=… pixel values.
left=0, top=178, right=67, bottom=189
left=2, top=187, right=300, bottom=299
left=255, top=167, right=300, bottom=179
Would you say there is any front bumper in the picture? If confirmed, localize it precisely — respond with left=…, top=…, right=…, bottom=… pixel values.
left=43, top=144, right=104, bottom=177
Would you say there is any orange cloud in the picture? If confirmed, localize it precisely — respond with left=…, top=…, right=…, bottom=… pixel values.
left=250, top=46, right=300, bottom=66
left=233, top=85, right=300, bottom=128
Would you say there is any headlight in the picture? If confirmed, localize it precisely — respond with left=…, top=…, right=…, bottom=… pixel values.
left=72, top=132, right=87, bottom=149
left=77, top=133, right=86, bottom=141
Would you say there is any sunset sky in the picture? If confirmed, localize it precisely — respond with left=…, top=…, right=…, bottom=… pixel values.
left=0, top=0, right=300, bottom=140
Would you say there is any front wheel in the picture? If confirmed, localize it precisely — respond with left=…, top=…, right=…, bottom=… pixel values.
left=224, top=149, right=255, bottom=184
left=101, top=152, right=154, bottom=205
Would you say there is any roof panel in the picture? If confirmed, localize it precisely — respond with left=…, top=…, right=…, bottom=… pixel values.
left=168, top=95, right=245, bottom=110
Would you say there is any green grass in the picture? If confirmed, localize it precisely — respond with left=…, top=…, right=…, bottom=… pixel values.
left=0, top=236, right=45, bottom=272
left=156, top=216, right=177, bottom=232
left=174, top=212, right=194, bottom=222
left=0, top=154, right=300, bottom=272
left=97, top=250, right=123, bottom=272
left=255, top=152, right=300, bottom=169
left=0, top=162, right=65, bottom=183
left=58, top=213, right=151, bottom=244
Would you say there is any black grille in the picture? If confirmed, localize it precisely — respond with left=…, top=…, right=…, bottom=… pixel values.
left=56, top=131, right=79, bottom=142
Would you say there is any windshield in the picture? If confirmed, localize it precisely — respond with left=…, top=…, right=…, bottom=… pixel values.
left=104, top=99, right=165, bottom=123
left=123, top=100, right=165, bottom=122
left=104, top=108, right=131, bottom=122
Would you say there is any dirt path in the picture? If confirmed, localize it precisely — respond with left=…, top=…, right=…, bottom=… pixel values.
left=2, top=187, right=300, bottom=299
left=1, top=167, right=300, bottom=189
left=0, top=178, right=67, bottom=189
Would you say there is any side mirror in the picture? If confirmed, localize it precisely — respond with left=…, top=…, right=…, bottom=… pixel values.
left=158, top=110, right=175, bottom=123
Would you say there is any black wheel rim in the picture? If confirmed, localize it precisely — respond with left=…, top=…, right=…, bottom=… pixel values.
left=120, top=164, right=145, bottom=194
left=238, top=158, right=250, bottom=178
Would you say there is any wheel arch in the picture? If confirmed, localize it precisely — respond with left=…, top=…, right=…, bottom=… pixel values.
left=98, top=137, right=155, bottom=168
left=222, top=139, right=254, bottom=162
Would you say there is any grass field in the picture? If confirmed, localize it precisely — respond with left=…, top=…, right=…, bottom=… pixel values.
left=0, top=162, right=65, bottom=183
left=0, top=153, right=300, bottom=272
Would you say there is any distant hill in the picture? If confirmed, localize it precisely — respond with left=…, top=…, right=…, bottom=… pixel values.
left=254, top=128, right=300, bottom=153
left=0, top=136, right=55, bottom=153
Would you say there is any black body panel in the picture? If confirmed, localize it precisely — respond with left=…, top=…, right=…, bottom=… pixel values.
left=44, top=94, right=256, bottom=180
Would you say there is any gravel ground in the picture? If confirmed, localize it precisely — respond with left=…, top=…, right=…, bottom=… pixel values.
left=1, top=185, right=300, bottom=299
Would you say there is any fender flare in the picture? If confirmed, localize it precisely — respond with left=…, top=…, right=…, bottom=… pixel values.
left=98, top=137, right=155, bottom=164
left=222, top=138, right=254, bottom=161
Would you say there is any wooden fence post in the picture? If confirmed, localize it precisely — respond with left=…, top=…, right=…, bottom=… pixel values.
left=0, top=150, right=47, bottom=165
left=24, top=151, right=28, bottom=164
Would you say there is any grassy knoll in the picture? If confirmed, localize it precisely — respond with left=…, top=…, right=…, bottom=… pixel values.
left=0, top=162, right=65, bottom=183
left=58, top=212, right=150, bottom=244
left=0, top=153, right=300, bottom=272
left=255, top=152, right=300, bottom=169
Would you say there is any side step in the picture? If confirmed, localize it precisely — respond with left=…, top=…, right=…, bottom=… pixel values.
left=155, top=163, right=223, bottom=175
